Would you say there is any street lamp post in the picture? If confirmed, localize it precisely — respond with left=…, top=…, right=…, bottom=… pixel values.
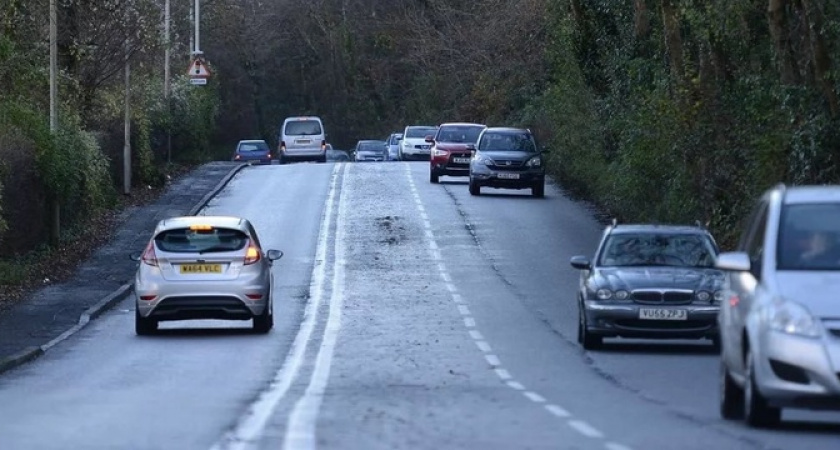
left=49, top=0, right=60, bottom=245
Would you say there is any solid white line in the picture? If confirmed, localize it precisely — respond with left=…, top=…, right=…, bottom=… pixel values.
left=475, top=340, right=492, bottom=353
left=424, top=229, right=434, bottom=238
left=506, top=381, right=525, bottom=390
left=485, top=354, right=501, bottom=366
left=210, top=164, right=343, bottom=450
left=494, top=368, right=512, bottom=380
left=283, top=164, right=351, bottom=450
left=568, top=420, right=604, bottom=439
left=457, top=305, right=471, bottom=315
left=452, top=293, right=464, bottom=304
left=463, top=317, right=476, bottom=328
left=544, top=404, right=571, bottom=418
left=468, top=330, right=484, bottom=340
left=605, top=443, right=633, bottom=450
left=523, top=391, right=546, bottom=403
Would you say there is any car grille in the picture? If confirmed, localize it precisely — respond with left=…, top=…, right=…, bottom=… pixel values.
left=615, top=319, right=712, bottom=331
left=631, top=290, right=694, bottom=305
left=488, top=160, right=526, bottom=171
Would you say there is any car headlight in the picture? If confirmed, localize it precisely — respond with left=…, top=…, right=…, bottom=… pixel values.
left=713, top=290, right=725, bottom=304
left=763, top=299, right=821, bottom=338
left=595, top=289, right=628, bottom=300
left=433, top=149, right=448, bottom=157
left=695, top=291, right=711, bottom=303
left=614, top=290, right=629, bottom=300
left=527, top=156, right=542, bottom=167
left=476, top=156, right=495, bottom=166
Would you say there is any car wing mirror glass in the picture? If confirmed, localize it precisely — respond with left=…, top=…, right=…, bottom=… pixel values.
left=266, top=249, right=284, bottom=261
left=129, top=252, right=142, bottom=262
left=425, top=135, right=435, bottom=143
left=714, top=252, right=751, bottom=272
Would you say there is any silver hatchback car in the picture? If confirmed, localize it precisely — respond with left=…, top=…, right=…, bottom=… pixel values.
left=716, top=184, right=840, bottom=427
left=132, top=216, right=283, bottom=335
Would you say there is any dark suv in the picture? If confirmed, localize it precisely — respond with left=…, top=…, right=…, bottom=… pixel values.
left=428, top=122, right=486, bottom=183
left=468, top=127, right=547, bottom=197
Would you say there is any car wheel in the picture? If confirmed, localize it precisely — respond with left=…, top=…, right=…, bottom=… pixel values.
left=744, top=349, right=781, bottom=427
left=135, top=308, right=158, bottom=336
left=711, top=334, right=722, bottom=352
left=253, top=301, right=273, bottom=334
left=469, top=179, right=480, bottom=196
left=430, top=172, right=439, bottom=184
left=318, top=154, right=327, bottom=163
left=277, top=153, right=286, bottom=165
left=578, top=302, right=602, bottom=350
left=720, top=359, right=744, bottom=420
left=532, top=182, right=545, bottom=198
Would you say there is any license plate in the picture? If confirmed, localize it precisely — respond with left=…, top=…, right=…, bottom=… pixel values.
left=453, top=157, right=471, bottom=164
left=296, top=139, right=311, bottom=144
left=497, top=172, right=520, bottom=180
left=639, top=308, right=687, bottom=320
left=180, top=264, right=222, bottom=274
left=420, top=145, right=431, bottom=150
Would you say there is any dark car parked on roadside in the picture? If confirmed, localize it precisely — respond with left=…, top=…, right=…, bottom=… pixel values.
left=569, top=221, right=724, bottom=350
left=468, top=127, right=547, bottom=197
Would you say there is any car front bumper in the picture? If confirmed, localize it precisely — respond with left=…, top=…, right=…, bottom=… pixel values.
left=752, top=329, right=840, bottom=410
left=584, top=301, right=720, bottom=339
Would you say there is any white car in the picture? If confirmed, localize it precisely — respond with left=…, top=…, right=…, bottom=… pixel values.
left=132, top=216, right=283, bottom=335
left=278, top=116, right=327, bottom=163
left=399, top=125, right=438, bottom=161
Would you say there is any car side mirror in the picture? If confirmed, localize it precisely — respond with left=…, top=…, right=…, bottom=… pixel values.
left=570, top=255, right=592, bottom=270
left=466, top=144, right=476, bottom=151
left=425, top=135, right=435, bottom=143
left=266, top=249, right=284, bottom=261
left=714, top=252, right=751, bottom=272
left=129, top=252, right=141, bottom=262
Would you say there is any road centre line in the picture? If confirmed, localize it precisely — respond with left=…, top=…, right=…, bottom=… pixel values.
left=457, top=305, right=471, bottom=315
left=468, top=330, right=484, bottom=340
left=494, top=368, right=513, bottom=380
left=463, top=317, right=476, bottom=327
left=282, top=164, right=351, bottom=450
left=209, top=164, right=344, bottom=450
left=452, top=293, right=464, bottom=303
left=523, top=391, right=546, bottom=403
left=545, top=404, right=571, bottom=418
left=506, top=381, right=526, bottom=390
left=485, top=354, right=502, bottom=367
left=568, top=420, right=605, bottom=439
left=475, top=340, right=492, bottom=353
left=606, top=442, right=633, bottom=450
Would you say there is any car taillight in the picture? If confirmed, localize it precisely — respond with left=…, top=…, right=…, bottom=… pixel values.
left=234, top=154, right=241, bottom=160
left=321, top=140, right=326, bottom=151
left=244, top=240, right=261, bottom=265
left=141, top=241, right=158, bottom=267
left=280, top=141, right=286, bottom=151
left=267, top=153, right=272, bottom=158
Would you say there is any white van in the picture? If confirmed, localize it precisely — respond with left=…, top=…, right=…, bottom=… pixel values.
left=278, top=116, right=327, bottom=163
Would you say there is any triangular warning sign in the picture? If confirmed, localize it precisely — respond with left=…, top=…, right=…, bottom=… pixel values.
left=187, top=58, right=211, bottom=78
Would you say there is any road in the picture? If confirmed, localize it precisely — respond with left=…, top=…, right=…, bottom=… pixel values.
left=0, top=162, right=838, bottom=449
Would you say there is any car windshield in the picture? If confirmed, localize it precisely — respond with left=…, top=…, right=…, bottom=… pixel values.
left=478, top=132, right=537, bottom=152
left=284, top=120, right=322, bottom=136
left=598, top=233, right=717, bottom=268
left=238, top=141, right=268, bottom=152
left=437, top=125, right=484, bottom=143
left=778, top=203, right=840, bottom=270
left=405, top=127, right=437, bottom=138
left=155, top=227, right=248, bottom=253
left=359, top=142, right=386, bottom=152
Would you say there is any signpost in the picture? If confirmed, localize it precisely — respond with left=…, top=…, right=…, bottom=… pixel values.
left=187, top=57, right=211, bottom=85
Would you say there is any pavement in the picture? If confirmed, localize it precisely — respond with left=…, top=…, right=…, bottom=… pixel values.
left=0, top=161, right=247, bottom=374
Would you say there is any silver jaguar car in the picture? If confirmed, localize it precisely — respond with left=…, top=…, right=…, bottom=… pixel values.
left=132, top=216, right=283, bottom=335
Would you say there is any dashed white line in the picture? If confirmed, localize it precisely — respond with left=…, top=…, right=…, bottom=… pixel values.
left=485, top=354, right=501, bottom=367
left=506, top=381, right=526, bottom=390
left=606, top=443, right=633, bottom=450
left=545, top=404, right=571, bottom=418
left=457, top=305, right=471, bottom=315
left=463, top=317, right=476, bottom=328
left=568, top=420, right=605, bottom=439
left=494, top=368, right=512, bottom=380
left=475, top=340, right=492, bottom=353
left=452, top=293, right=464, bottom=303
left=445, top=283, right=457, bottom=293
left=469, top=330, right=484, bottom=340
left=441, top=272, right=452, bottom=283
left=523, top=391, right=546, bottom=403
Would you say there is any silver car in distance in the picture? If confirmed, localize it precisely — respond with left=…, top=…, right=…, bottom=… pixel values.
left=132, top=216, right=283, bottom=335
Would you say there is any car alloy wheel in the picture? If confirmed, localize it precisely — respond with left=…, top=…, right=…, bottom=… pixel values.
left=135, top=308, right=158, bottom=336
left=578, top=302, right=602, bottom=350
left=744, top=349, right=781, bottom=427
left=719, top=359, right=744, bottom=420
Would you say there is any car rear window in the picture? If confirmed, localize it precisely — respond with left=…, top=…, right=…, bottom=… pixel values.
left=238, top=141, right=268, bottom=152
left=360, top=142, right=386, bottom=152
left=405, top=127, right=437, bottom=138
left=284, top=120, right=323, bottom=136
left=155, top=227, right=249, bottom=253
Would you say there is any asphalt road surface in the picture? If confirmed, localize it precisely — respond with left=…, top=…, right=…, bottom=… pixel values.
left=0, top=162, right=838, bottom=450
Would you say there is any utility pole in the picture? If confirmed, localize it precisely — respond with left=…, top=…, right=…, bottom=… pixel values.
left=165, top=0, right=172, bottom=163
left=194, top=0, right=201, bottom=56
left=123, top=15, right=131, bottom=195
left=49, top=0, right=60, bottom=245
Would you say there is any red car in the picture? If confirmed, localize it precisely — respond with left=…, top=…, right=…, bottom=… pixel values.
left=429, top=122, right=486, bottom=183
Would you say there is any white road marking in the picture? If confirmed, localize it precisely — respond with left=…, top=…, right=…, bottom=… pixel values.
left=523, top=391, right=546, bottom=403
left=605, top=442, right=633, bottom=450
left=451, top=293, right=464, bottom=303
left=494, top=368, right=512, bottom=380
left=469, top=330, right=484, bottom=340
left=485, top=354, right=501, bottom=367
left=463, top=317, right=476, bottom=328
left=209, top=164, right=344, bottom=450
left=457, top=305, right=471, bottom=315
left=431, top=249, right=442, bottom=261
left=545, top=404, right=571, bottom=418
left=441, top=272, right=452, bottom=283
left=475, top=340, right=492, bottom=353
left=506, top=381, right=525, bottom=390
left=429, top=240, right=439, bottom=250
left=568, top=420, right=605, bottom=439
left=445, top=282, right=457, bottom=293
left=282, top=164, right=352, bottom=450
